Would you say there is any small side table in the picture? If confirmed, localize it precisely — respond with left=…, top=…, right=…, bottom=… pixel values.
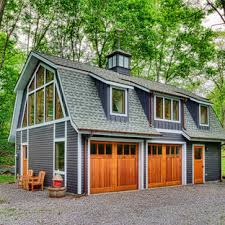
left=48, top=187, right=66, bottom=198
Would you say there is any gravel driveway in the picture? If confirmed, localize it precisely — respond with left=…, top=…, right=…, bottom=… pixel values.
left=1, top=183, right=225, bottom=225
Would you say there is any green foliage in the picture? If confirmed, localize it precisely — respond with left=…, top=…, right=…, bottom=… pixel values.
left=0, top=175, right=15, bottom=184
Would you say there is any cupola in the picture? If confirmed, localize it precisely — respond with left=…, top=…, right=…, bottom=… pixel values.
left=107, top=49, right=131, bottom=76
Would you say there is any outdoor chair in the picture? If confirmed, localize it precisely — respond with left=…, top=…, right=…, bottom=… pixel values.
left=28, top=170, right=46, bottom=191
left=17, top=169, right=33, bottom=189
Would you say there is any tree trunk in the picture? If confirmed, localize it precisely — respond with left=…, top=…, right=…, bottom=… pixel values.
left=0, top=0, right=7, bottom=29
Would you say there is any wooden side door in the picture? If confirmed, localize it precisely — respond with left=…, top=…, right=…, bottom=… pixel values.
left=22, top=145, right=28, bottom=176
left=194, top=145, right=204, bottom=184
left=116, top=143, right=138, bottom=191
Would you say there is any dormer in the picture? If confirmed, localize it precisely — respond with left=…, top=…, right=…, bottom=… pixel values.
left=107, top=49, right=131, bottom=76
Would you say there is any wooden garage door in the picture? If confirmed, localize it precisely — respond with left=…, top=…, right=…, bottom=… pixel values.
left=90, top=142, right=138, bottom=194
left=148, top=144, right=182, bottom=188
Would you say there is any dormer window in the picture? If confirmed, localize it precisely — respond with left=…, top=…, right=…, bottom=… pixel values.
left=155, top=96, right=180, bottom=122
left=110, top=87, right=127, bottom=116
left=199, top=105, right=209, bottom=126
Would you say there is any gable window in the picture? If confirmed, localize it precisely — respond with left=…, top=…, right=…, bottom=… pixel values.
left=110, top=87, right=127, bottom=115
left=22, top=64, right=65, bottom=127
left=199, top=105, right=209, bottom=126
left=155, top=96, right=180, bottom=122
left=55, top=141, right=65, bottom=172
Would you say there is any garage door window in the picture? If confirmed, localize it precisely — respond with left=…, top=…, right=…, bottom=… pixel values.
left=91, top=143, right=113, bottom=155
left=117, top=144, right=136, bottom=155
left=148, top=145, right=162, bottom=155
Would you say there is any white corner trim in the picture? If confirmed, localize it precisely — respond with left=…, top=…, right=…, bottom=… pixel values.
left=109, top=86, right=128, bottom=117
left=192, top=144, right=205, bottom=184
left=65, top=121, right=67, bottom=188
left=138, top=142, right=144, bottom=190
left=77, top=133, right=82, bottom=194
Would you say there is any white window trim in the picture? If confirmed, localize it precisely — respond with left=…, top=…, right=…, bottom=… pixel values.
left=24, top=62, right=65, bottom=128
left=199, top=104, right=209, bottom=127
left=110, top=86, right=128, bottom=117
left=154, top=95, right=181, bottom=123
left=192, top=144, right=205, bottom=184
left=54, top=137, right=66, bottom=175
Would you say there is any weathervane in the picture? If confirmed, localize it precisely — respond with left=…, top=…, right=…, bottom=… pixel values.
left=116, top=28, right=124, bottom=49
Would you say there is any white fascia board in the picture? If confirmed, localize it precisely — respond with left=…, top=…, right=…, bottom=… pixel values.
left=14, top=52, right=57, bottom=92
left=189, top=97, right=212, bottom=106
left=8, top=90, right=23, bottom=142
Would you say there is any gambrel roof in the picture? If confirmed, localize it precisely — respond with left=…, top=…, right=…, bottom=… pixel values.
left=9, top=51, right=225, bottom=142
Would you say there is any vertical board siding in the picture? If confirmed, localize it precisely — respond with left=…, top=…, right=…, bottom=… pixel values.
left=205, top=142, right=221, bottom=181
left=29, top=125, right=54, bottom=186
left=186, top=142, right=193, bottom=184
left=81, top=135, right=85, bottom=194
left=154, top=121, right=182, bottom=130
left=22, top=130, right=27, bottom=143
left=66, top=122, right=78, bottom=194
left=55, top=122, right=65, bottom=138
left=16, top=131, right=21, bottom=175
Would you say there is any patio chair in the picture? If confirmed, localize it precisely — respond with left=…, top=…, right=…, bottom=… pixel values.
left=17, top=169, right=34, bottom=189
left=28, top=171, right=46, bottom=191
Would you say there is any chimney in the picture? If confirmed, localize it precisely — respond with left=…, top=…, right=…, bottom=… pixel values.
left=106, top=49, right=131, bottom=76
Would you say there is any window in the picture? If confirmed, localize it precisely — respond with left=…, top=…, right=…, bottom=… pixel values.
left=108, top=57, right=113, bottom=69
left=36, top=66, right=45, bottom=88
left=165, top=99, right=171, bottom=120
left=111, top=87, right=126, bottom=115
left=45, top=84, right=54, bottom=122
left=28, top=93, right=34, bottom=126
left=200, top=105, right=209, bottom=126
left=117, top=55, right=129, bottom=68
left=173, top=100, right=179, bottom=121
left=112, top=55, right=116, bottom=67
left=156, top=97, right=163, bottom=119
left=22, top=103, right=27, bottom=127
left=55, top=87, right=63, bottom=119
left=55, top=142, right=65, bottom=172
left=36, top=88, right=44, bottom=124
left=24, top=64, right=65, bottom=127
left=155, top=96, right=180, bottom=122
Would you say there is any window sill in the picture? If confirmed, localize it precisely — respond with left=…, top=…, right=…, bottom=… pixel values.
left=154, top=118, right=181, bottom=123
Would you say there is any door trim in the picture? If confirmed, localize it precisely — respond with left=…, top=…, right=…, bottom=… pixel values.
left=192, top=144, right=205, bottom=184
left=20, top=142, right=28, bottom=176
left=147, top=140, right=187, bottom=185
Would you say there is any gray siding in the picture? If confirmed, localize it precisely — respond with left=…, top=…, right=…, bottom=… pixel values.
left=205, top=142, right=221, bottom=181
left=186, top=141, right=221, bottom=184
left=186, top=142, right=193, bottom=184
left=152, top=132, right=185, bottom=142
left=22, top=130, right=27, bottom=143
left=16, top=131, right=21, bottom=175
left=29, top=125, right=54, bottom=186
left=55, top=122, right=65, bottom=138
left=154, top=120, right=182, bottom=130
left=66, top=122, right=78, bottom=193
left=136, top=88, right=150, bottom=122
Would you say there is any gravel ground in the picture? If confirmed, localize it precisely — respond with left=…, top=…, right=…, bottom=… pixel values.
left=1, top=183, right=225, bottom=225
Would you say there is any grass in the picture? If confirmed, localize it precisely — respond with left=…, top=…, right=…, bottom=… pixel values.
left=0, top=175, right=15, bottom=184
left=222, top=149, right=225, bottom=177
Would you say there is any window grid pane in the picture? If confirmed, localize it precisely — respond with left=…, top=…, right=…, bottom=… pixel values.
left=156, top=97, right=163, bottom=119
left=28, top=94, right=34, bottom=126
left=55, top=142, right=65, bottom=171
left=165, top=99, right=171, bottom=120
left=46, top=84, right=54, bottom=122
left=200, top=105, right=208, bottom=125
left=112, top=88, right=125, bottom=114
left=36, top=66, right=45, bottom=88
left=173, top=100, right=179, bottom=121
left=36, top=88, right=44, bottom=124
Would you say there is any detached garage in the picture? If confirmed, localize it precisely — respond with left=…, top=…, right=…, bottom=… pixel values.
left=90, top=142, right=138, bottom=194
